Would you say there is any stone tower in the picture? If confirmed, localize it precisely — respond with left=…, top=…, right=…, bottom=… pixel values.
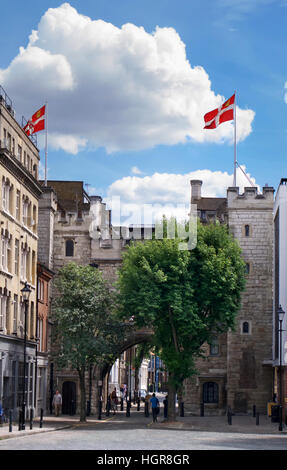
left=184, top=182, right=274, bottom=415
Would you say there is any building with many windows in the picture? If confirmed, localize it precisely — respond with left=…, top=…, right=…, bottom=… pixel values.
left=0, top=87, right=42, bottom=418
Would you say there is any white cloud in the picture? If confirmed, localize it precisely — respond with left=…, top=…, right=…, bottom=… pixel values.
left=0, top=3, right=255, bottom=154
left=104, top=166, right=258, bottom=225
left=131, top=166, right=143, bottom=175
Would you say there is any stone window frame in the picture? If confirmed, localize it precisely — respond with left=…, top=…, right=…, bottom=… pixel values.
left=245, top=261, right=253, bottom=275
left=240, top=320, right=252, bottom=335
left=65, top=238, right=75, bottom=257
left=209, top=337, right=220, bottom=356
left=242, top=224, right=252, bottom=238
left=203, top=381, right=219, bottom=403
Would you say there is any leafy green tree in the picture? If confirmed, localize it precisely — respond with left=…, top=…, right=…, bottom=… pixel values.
left=51, top=262, right=129, bottom=422
left=117, top=221, right=246, bottom=421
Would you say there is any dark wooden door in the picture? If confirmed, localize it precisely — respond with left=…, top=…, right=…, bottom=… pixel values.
left=62, top=381, right=76, bottom=415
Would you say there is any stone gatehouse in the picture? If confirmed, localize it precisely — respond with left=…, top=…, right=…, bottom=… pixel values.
left=39, top=179, right=274, bottom=416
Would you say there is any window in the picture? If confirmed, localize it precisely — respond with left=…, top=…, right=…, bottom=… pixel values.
left=39, top=319, right=43, bottom=352
left=244, top=225, right=250, bottom=237
left=17, top=145, right=22, bottom=162
left=2, top=180, right=10, bottom=212
left=3, top=129, right=7, bottom=148
left=1, top=235, right=11, bottom=272
left=15, top=239, right=19, bottom=275
left=32, top=250, right=36, bottom=285
left=16, top=190, right=20, bottom=220
left=242, top=321, right=250, bottom=334
left=7, top=133, right=11, bottom=152
left=13, top=294, right=18, bottom=334
left=38, top=279, right=44, bottom=302
left=0, top=295, right=7, bottom=331
left=203, top=382, right=219, bottom=403
left=20, top=247, right=27, bottom=280
left=245, top=262, right=250, bottom=275
left=30, top=302, right=34, bottom=339
left=209, top=337, right=219, bottom=356
left=32, top=205, right=37, bottom=232
left=65, top=239, right=74, bottom=257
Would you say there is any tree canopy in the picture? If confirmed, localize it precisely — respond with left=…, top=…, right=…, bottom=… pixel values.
left=51, top=262, right=129, bottom=421
left=117, top=221, right=246, bottom=420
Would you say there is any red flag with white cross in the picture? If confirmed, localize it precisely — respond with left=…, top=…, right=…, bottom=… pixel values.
left=23, top=105, right=46, bottom=136
left=203, top=94, right=235, bottom=129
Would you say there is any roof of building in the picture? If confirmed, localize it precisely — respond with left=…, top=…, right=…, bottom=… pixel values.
left=193, top=197, right=227, bottom=213
left=39, top=180, right=91, bottom=212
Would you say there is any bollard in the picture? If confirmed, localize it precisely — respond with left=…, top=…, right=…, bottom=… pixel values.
left=227, top=408, right=232, bottom=425
left=256, top=412, right=259, bottom=426
left=144, top=401, right=149, bottom=417
left=30, top=408, right=33, bottom=430
left=137, top=398, right=140, bottom=411
left=105, top=399, right=110, bottom=417
left=9, top=410, right=12, bottom=433
left=253, top=405, right=256, bottom=418
left=98, top=400, right=102, bottom=420
left=18, top=410, right=22, bottom=431
left=120, top=397, right=124, bottom=411
left=164, top=403, right=168, bottom=419
left=200, top=402, right=204, bottom=417
left=40, top=408, right=43, bottom=428
left=180, top=402, right=184, bottom=417
left=126, top=400, right=131, bottom=417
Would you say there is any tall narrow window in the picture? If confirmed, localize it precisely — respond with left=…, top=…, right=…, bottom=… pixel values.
left=210, top=337, right=219, bottom=356
left=0, top=295, right=7, bottom=331
left=20, top=247, right=27, bottom=280
left=13, top=294, right=18, bottom=334
left=14, top=239, right=19, bottom=275
left=203, top=382, right=219, bottom=403
left=242, top=321, right=250, bottom=334
left=30, top=302, right=34, bottom=339
left=17, top=145, right=22, bottom=162
left=245, top=262, right=250, bottom=275
left=245, top=225, right=250, bottom=237
left=16, top=190, right=20, bottom=220
left=2, top=180, right=10, bottom=212
left=65, top=239, right=74, bottom=257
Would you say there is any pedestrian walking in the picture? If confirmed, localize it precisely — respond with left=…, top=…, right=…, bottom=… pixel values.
left=110, top=388, right=118, bottom=415
left=150, top=393, right=160, bottom=423
left=52, top=390, right=62, bottom=417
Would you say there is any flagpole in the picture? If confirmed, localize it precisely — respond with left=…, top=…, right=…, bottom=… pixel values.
left=233, top=91, right=237, bottom=187
left=45, top=101, right=48, bottom=187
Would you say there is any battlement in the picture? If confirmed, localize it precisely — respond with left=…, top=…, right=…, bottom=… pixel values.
left=227, top=185, right=274, bottom=209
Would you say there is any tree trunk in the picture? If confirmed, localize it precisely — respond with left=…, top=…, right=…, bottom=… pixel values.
left=167, top=373, right=177, bottom=422
left=78, top=367, right=86, bottom=422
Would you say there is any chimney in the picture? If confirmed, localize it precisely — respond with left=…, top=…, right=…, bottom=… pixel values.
left=190, top=180, right=202, bottom=201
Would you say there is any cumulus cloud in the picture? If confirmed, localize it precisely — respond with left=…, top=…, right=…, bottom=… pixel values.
left=0, top=3, right=255, bottom=154
left=131, top=166, right=143, bottom=175
left=104, top=166, right=258, bottom=225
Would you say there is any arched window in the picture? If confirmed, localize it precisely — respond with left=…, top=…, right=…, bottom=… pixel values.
left=203, top=382, right=219, bottom=403
left=65, top=239, right=74, bottom=257
left=242, top=321, right=249, bottom=334
left=245, top=262, right=250, bottom=274
left=245, top=224, right=250, bottom=237
left=209, top=337, right=219, bottom=356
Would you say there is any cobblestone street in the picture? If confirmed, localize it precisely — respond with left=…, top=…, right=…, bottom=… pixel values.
left=0, top=406, right=286, bottom=450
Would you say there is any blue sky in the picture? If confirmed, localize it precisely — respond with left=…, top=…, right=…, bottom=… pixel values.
left=1, top=0, right=286, bottom=222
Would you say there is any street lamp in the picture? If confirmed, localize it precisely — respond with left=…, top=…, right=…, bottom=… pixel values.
left=21, top=282, right=31, bottom=430
left=278, top=305, right=285, bottom=431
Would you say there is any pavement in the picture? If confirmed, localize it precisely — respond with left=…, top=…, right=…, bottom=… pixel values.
left=0, top=402, right=286, bottom=441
